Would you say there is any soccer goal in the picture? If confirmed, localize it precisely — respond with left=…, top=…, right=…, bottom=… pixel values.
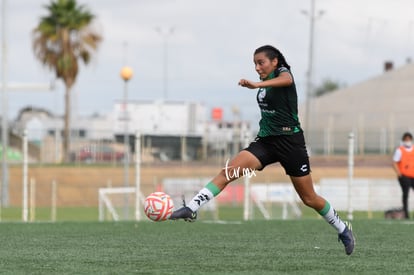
left=98, top=131, right=145, bottom=221
left=98, top=187, right=145, bottom=221
left=249, top=183, right=302, bottom=220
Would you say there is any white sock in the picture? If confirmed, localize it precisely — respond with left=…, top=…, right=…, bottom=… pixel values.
left=319, top=202, right=347, bottom=234
left=187, top=188, right=214, bottom=212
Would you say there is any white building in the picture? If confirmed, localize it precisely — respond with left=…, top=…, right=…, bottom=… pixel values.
left=12, top=101, right=252, bottom=162
left=12, top=102, right=207, bottom=162
left=305, top=61, right=414, bottom=154
left=113, top=100, right=206, bottom=136
left=13, top=107, right=114, bottom=142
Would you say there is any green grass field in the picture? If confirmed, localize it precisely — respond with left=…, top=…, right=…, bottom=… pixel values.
left=0, top=219, right=411, bottom=274
left=0, top=205, right=386, bottom=222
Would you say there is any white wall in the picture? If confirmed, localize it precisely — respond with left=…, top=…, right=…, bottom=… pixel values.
left=318, top=178, right=411, bottom=211
left=113, top=100, right=206, bottom=136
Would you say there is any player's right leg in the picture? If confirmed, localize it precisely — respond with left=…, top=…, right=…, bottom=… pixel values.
left=169, top=150, right=262, bottom=221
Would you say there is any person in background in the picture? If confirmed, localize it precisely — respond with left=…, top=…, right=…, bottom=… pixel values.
left=393, top=132, right=414, bottom=219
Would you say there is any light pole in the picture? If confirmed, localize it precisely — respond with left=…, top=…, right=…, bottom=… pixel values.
left=302, top=0, right=324, bottom=144
left=155, top=27, right=174, bottom=100
left=120, top=66, right=133, bottom=219
left=1, top=0, right=9, bottom=207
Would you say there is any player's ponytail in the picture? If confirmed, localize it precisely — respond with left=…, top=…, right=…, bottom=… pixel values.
left=254, top=45, right=291, bottom=71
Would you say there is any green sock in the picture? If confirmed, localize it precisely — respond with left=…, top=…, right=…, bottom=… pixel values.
left=318, top=201, right=331, bottom=216
left=206, top=182, right=221, bottom=196
left=318, top=201, right=346, bottom=233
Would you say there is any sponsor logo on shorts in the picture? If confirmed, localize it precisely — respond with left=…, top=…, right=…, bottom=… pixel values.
left=300, top=164, right=308, bottom=173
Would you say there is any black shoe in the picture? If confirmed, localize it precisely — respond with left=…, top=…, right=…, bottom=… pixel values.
left=170, top=206, right=197, bottom=222
left=338, top=222, right=355, bottom=255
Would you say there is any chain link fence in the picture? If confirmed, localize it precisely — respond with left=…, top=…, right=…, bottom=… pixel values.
left=3, top=127, right=407, bottom=166
left=1, top=128, right=403, bottom=221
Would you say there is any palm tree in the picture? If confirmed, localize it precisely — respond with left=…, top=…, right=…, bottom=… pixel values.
left=32, top=0, right=102, bottom=161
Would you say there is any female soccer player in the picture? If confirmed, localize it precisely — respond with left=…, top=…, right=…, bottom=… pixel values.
left=170, top=45, right=355, bottom=255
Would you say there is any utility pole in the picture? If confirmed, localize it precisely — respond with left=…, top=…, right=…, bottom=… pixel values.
left=302, top=0, right=324, bottom=144
left=155, top=27, right=174, bottom=100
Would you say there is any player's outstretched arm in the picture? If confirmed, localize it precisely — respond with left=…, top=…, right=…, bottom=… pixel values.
left=238, top=79, right=259, bottom=89
left=239, top=72, right=293, bottom=89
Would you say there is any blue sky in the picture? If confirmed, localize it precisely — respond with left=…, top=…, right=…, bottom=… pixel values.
left=2, top=0, right=414, bottom=128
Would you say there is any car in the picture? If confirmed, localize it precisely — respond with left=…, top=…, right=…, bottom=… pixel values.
left=71, top=145, right=125, bottom=162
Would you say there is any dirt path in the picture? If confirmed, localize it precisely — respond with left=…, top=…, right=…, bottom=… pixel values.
left=8, top=156, right=396, bottom=207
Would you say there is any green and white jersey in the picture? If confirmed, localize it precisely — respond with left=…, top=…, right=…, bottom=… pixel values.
left=256, top=67, right=302, bottom=137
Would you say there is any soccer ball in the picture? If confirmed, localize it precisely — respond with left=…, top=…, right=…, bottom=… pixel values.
left=144, top=192, right=174, bottom=221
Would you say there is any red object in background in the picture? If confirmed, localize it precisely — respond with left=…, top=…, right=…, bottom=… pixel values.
left=211, top=107, right=223, bottom=121
left=216, top=184, right=244, bottom=204
left=156, top=184, right=164, bottom=192
left=71, top=146, right=125, bottom=162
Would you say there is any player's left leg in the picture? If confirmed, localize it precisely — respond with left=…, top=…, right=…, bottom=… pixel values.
left=279, top=132, right=354, bottom=254
left=290, top=175, right=344, bottom=231
left=290, top=175, right=355, bottom=255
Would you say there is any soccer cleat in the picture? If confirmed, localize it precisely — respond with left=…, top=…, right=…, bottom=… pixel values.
left=169, top=197, right=197, bottom=222
left=169, top=206, right=197, bottom=222
left=338, top=222, right=355, bottom=255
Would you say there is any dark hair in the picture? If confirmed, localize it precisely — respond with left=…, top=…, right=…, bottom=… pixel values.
left=254, top=45, right=291, bottom=70
left=402, top=132, right=413, bottom=140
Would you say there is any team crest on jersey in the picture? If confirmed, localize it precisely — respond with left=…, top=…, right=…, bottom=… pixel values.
left=258, top=88, right=266, bottom=102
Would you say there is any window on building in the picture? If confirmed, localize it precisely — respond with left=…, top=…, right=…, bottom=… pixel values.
left=79, top=129, right=86, bottom=138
